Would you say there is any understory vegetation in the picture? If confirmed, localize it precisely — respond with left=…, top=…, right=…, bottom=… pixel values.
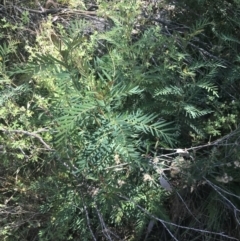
left=1, top=0, right=240, bottom=240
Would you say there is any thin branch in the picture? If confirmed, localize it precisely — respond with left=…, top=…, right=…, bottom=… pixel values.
left=118, top=194, right=178, bottom=241
left=144, top=219, right=155, bottom=241
left=0, top=128, right=53, bottom=151
left=94, top=204, right=113, bottom=241
left=204, top=178, right=240, bottom=225
left=20, top=6, right=60, bottom=14
left=118, top=194, right=238, bottom=240
left=104, top=163, right=128, bottom=170
left=176, top=191, right=200, bottom=223
left=188, top=42, right=227, bottom=63
left=159, top=128, right=240, bottom=153
left=20, top=6, right=97, bottom=16
left=76, top=196, right=97, bottom=241
left=207, top=181, right=240, bottom=200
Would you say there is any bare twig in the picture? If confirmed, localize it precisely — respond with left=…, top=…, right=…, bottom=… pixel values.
left=144, top=219, right=155, bottom=241
left=118, top=194, right=178, bottom=240
left=21, top=6, right=60, bottom=14
left=159, top=128, right=240, bottom=154
left=118, top=194, right=238, bottom=240
left=176, top=191, right=200, bottom=223
left=73, top=197, right=97, bottom=241
left=207, top=181, right=240, bottom=200
left=204, top=178, right=240, bottom=225
left=104, top=163, right=128, bottom=170
left=20, top=6, right=97, bottom=16
left=0, top=128, right=52, bottom=151
left=94, top=204, right=113, bottom=241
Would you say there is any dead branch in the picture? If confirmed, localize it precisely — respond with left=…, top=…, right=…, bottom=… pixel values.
left=0, top=128, right=53, bottom=151
left=118, top=194, right=239, bottom=240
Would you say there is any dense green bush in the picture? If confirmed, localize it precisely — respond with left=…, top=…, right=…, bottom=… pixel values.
left=1, top=0, right=240, bottom=240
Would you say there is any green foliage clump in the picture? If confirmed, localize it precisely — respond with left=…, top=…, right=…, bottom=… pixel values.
left=1, top=0, right=240, bottom=240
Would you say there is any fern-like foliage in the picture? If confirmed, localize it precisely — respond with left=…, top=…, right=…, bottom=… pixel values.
left=23, top=7, right=178, bottom=239
left=13, top=0, right=240, bottom=240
